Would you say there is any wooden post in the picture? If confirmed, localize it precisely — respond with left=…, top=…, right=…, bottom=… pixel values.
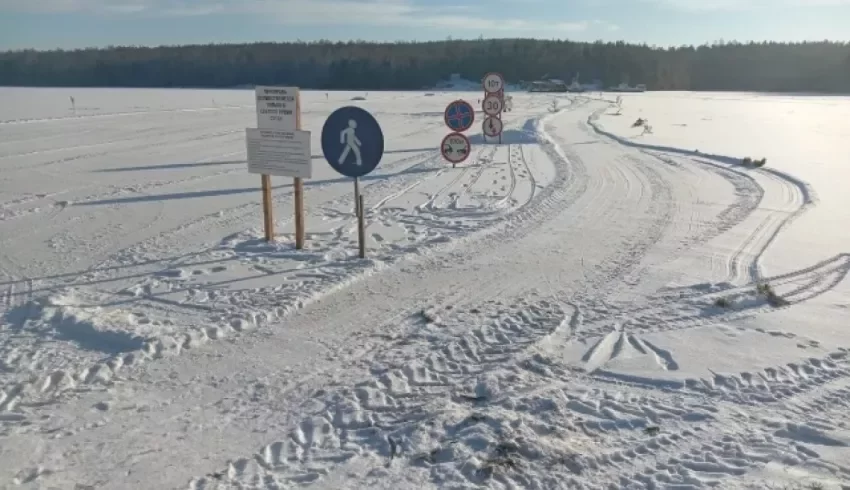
left=294, top=178, right=304, bottom=249
left=262, top=174, right=274, bottom=241
left=358, top=194, right=366, bottom=258
left=294, top=90, right=306, bottom=249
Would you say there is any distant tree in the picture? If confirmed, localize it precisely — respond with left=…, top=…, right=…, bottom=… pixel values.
left=0, top=39, right=848, bottom=93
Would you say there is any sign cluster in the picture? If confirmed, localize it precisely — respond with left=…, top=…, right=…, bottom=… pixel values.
left=441, top=99, right=473, bottom=166
left=481, top=72, right=505, bottom=141
left=246, top=87, right=386, bottom=257
left=246, top=76, right=506, bottom=256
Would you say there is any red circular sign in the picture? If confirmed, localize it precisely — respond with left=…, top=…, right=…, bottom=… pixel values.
left=443, top=100, right=475, bottom=132
left=441, top=132, right=471, bottom=164
left=482, top=72, right=505, bottom=94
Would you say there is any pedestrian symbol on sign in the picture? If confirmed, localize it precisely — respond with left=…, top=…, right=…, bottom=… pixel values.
left=339, top=120, right=362, bottom=166
left=321, top=106, right=384, bottom=179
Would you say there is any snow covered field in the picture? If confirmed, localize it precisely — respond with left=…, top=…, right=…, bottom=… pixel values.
left=1, top=87, right=849, bottom=490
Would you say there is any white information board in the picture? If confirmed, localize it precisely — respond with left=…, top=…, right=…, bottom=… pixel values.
left=246, top=128, right=312, bottom=178
left=255, top=86, right=298, bottom=130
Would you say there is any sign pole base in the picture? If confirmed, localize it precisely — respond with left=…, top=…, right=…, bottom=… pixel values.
left=294, top=177, right=305, bottom=249
left=261, top=174, right=274, bottom=241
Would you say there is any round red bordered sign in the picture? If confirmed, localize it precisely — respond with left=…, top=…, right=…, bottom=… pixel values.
left=482, top=72, right=505, bottom=94
left=441, top=132, right=471, bottom=164
left=443, top=100, right=475, bottom=132
left=482, top=94, right=503, bottom=116
left=482, top=116, right=503, bottom=137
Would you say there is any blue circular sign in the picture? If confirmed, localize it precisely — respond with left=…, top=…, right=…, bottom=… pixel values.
left=321, top=106, right=384, bottom=178
left=444, top=100, right=474, bottom=132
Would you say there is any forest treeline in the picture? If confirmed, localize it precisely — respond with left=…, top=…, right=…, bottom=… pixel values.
left=1, top=38, right=849, bottom=92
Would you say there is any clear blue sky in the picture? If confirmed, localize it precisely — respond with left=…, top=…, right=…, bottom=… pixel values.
left=1, top=0, right=849, bottom=50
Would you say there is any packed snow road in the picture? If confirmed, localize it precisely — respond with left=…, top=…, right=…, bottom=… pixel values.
left=1, top=89, right=849, bottom=489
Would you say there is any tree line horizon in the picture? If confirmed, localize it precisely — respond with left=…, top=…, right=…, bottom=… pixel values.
left=1, top=38, right=849, bottom=93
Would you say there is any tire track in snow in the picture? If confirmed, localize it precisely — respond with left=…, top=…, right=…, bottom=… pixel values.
left=414, top=145, right=497, bottom=215
left=587, top=103, right=818, bottom=290
left=514, top=144, right=537, bottom=205
left=573, top=352, right=850, bottom=488
left=185, top=301, right=687, bottom=489
left=496, top=144, right=518, bottom=209
left=573, top=253, right=850, bottom=348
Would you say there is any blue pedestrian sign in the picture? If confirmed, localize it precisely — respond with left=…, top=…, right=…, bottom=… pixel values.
left=321, top=106, right=384, bottom=178
left=444, top=100, right=474, bottom=132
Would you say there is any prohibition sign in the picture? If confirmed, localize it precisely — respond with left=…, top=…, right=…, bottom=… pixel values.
left=444, top=100, right=475, bottom=132
left=441, top=132, right=471, bottom=164
left=482, top=116, right=503, bottom=137
left=482, top=72, right=505, bottom=94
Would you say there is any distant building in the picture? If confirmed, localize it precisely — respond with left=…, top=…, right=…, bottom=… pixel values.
left=528, top=79, right=568, bottom=92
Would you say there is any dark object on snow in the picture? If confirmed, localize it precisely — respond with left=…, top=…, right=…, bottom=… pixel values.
left=742, top=157, right=767, bottom=167
left=756, top=283, right=789, bottom=307
left=714, top=297, right=732, bottom=308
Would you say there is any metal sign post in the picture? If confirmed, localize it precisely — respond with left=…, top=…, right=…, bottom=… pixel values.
left=482, top=73, right=505, bottom=145
left=294, top=94, right=305, bottom=249
left=442, top=100, right=474, bottom=167
left=321, top=106, right=384, bottom=259
left=354, top=177, right=361, bottom=218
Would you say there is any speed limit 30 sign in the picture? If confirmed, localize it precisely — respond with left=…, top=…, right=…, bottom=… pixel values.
left=482, top=95, right=503, bottom=116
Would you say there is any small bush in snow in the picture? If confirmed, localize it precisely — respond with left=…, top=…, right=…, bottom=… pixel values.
left=420, top=309, right=440, bottom=323
left=742, top=157, right=767, bottom=168
left=479, top=441, right=520, bottom=478
left=756, top=283, right=789, bottom=307
left=632, top=117, right=645, bottom=128
left=714, top=297, right=732, bottom=308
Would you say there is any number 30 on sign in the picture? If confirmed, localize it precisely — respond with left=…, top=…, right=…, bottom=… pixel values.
left=482, top=95, right=503, bottom=116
